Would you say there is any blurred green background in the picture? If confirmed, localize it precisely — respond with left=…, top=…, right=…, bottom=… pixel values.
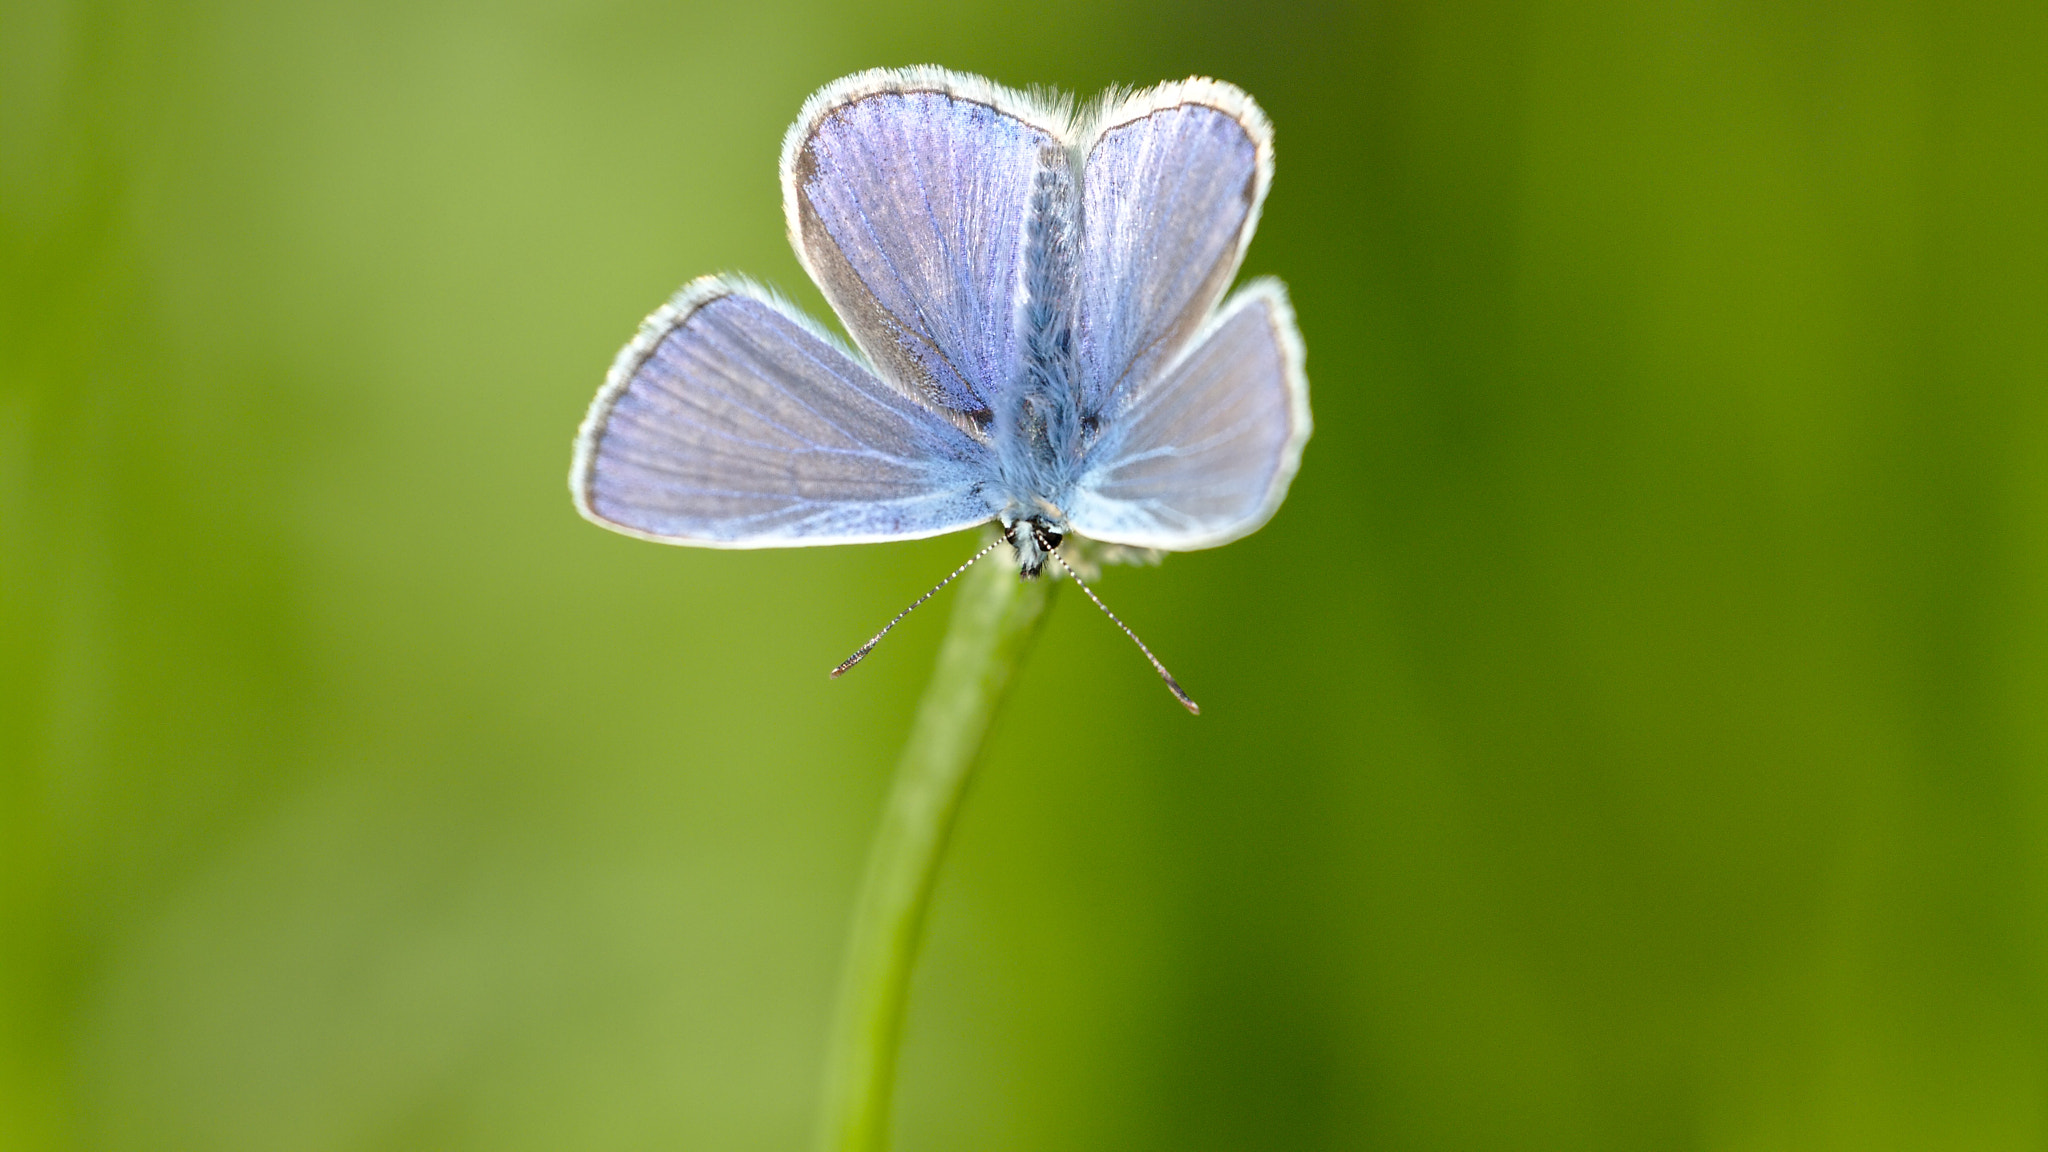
left=6, top=1, right=2047, bottom=1149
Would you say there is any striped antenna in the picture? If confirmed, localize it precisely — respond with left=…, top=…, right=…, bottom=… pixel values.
left=1041, top=531, right=1200, bottom=715
left=830, top=537, right=1006, bottom=678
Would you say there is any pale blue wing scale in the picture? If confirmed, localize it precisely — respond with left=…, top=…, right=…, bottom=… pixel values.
left=782, top=69, right=1068, bottom=419
left=571, top=276, right=997, bottom=547
left=1077, top=81, right=1272, bottom=418
left=1065, top=280, right=1309, bottom=551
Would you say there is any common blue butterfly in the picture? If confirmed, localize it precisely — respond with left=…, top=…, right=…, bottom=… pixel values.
left=571, top=68, right=1311, bottom=711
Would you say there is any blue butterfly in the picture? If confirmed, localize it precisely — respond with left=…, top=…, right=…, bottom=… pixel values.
left=571, top=68, right=1311, bottom=712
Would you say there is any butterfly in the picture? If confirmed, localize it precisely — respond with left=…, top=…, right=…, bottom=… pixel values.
left=570, top=67, right=1310, bottom=713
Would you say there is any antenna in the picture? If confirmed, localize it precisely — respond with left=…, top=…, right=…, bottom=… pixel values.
left=830, top=537, right=1005, bottom=678
left=1039, top=530, right=1200, bottom=715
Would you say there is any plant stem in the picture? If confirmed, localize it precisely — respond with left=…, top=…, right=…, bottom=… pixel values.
left=816, top=542, right=1056, bottom=1152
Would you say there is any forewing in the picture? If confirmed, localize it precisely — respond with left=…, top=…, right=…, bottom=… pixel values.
left=572, top=276, right=996, bottom=547
left=782, top=67, right=1068, bottom=420
left=1066, top=280, right=1309, bottom=551
left=1078, top=79, right=1272, bottom=417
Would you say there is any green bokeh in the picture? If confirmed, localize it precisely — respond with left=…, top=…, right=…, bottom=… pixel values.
left=6, top=1, right=2046, bottom=1149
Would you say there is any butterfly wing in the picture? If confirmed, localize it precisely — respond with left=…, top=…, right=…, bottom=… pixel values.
left=1065, top=280, right=1309, bottom=551
left=572, top=276, right=996, bottom=547
left=782, top=67, right=1069, bottom=423
left=1077, top=79, right=1272, bottom=419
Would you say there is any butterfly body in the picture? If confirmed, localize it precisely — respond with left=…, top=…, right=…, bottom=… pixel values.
left=986, top=145, right=1082, bottom=574
left=572, top=65, right=1309, bottom=596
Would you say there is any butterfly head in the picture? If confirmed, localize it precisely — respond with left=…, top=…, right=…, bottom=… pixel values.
left=1001, top=512, right=1065, bottom=579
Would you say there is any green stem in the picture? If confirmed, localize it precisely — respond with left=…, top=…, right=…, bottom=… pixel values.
left=816, top=542, right=1057, bottom=1152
